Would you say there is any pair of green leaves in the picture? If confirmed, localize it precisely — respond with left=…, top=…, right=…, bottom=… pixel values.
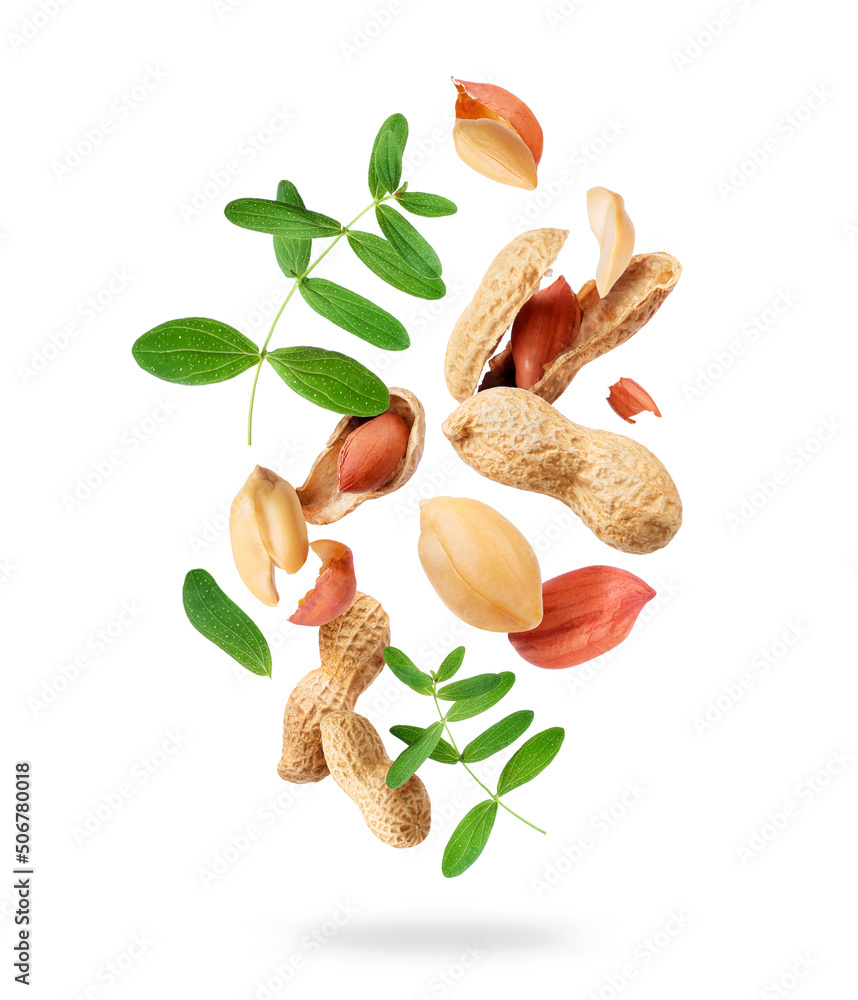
left=131, top=112, right=457, bottom=431
left=384, top=646, right=565, bottom=877
left=182, top=569, right=272, bottom=677
left=131, top=320, right=391, bottom=417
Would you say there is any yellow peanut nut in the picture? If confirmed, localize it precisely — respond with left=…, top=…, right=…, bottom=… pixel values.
left=277, top=592, right=389, bottom=783
left=417, top=496, right=542, bottom=632
left=442, top=388, right=682, bottom=555
left=320, top=711, right=431, bottom=849
left=230, top=466, right=309, bottom=607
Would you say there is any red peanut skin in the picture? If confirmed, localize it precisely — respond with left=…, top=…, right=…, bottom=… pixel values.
left=509, top=565, right=655, bottom=669
left=289, top=543, right=357, bottom=627
left=511, top=276, right=582, bottom=390
left=337, top=412, right=410, bottom=494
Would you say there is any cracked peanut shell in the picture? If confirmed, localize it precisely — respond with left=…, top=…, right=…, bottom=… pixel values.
left=296, top=387, right=425, bottom=525
left=444, top=228, right=568, bottom=402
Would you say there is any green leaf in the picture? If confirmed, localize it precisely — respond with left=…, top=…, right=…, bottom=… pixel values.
left=437, top=674, right=502, bottom=702
left=445, top=672, right=516, bottom=723
left=273, top=180, right=311, bottom=278
left=132, top=318, right=259, bottom=386
left=382, top=647, right=434, bottom=695
left=394, top=192, right=458, bottom=217
left=496, top=728, right=565, bottom=797
left=182, top=570, right=271, bottom=677
left=389, top=725, right=459, bottom=764
left=436, top=646, right=466, bottom=683
left=368, top=113, right=408, bottom=199
left=224, top=198, right=341, bottom=238
left=374, top=130, right=402, bottom=195
left=442, top=800, right=498, bottom=878
left=298, top=278, right=409, bottom=351
left=266, top=347, right=389, bottom=416
left=376, top=204, right=442, bottom=279
left=386, top=722, right=444, bottom=789
left=461, top=711, right=535, bottom=764
left=347, top=231, right=446, bottom=300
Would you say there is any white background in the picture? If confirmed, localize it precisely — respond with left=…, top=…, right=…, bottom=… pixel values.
left=3, top=0, right=856, bottom=997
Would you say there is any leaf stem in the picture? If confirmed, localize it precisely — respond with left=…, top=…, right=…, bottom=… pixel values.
left=430, top=690, right=546, bottom=835
left=245, top=196, right=391, bottom=445
left=246, top=358, right=264, bottom=446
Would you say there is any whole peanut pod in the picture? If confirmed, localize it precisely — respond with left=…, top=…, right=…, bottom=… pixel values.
left=509, top=566, right=656, bottom=668
left=320, top=711, right=431, bottom=848
left=277, top=592, right=389, bottom=783
left=442, top=388, right=681, bottom=555
left=418, top=496, right=542, bottom=632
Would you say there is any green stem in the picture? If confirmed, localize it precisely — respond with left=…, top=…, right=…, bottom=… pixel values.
left=246, top=196, right=389, bottom=445
left=431, top=690, right=546, bottom=835
left=246, top=358, right=264, bottom=446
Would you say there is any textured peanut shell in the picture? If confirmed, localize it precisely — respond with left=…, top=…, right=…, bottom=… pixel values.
left=297, top=387, right=425, bottom=525
left=442, top=388, right=682, bottom=555
left=277, top=592, right=390, bottom=783
left=530, top=252, right=681, bottom=403
left=321, top=711, right=431, bottom=849
left=444, top=228, right=568, bottom=402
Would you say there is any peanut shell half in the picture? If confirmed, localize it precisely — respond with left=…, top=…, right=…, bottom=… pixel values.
left=530, top=252, right=681, bottom=403
left=444, top=228, right=568, bottom=402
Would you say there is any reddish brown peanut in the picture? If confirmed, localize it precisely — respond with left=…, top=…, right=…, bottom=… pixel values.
left=277, top=593, right=389, bottom=783
left=418, top=496, right=542, bottom=632
left=510, top=275, right=581, bottom=390
left=509, top=566, right=656, bottom=668
left=442, top=388, right=682, bottom=555
left=337, top=411, right=410, bottom=494
left=297, top=387, right=425, bottom=524
left=321, top=711, right=431, bottom=849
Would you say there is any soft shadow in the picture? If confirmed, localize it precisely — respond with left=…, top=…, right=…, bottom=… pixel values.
left=331, top=919, right=570, bottom=953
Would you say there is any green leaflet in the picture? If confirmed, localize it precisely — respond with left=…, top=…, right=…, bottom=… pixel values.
left=442, top=800, right=498, bottom=878
left=273, top=180, right=311, bottom=277
left=435, top=646, right=466, bottom=683
left=437, top=674, right=502, bottom=702
left=496, top=728, right=565, bottom=797
left=376, top=204, right=442, bottom=279
left=445, top=672, right=516, bottom=723
left=224, top=198, right=341, bottom=238
left=386, top=722, right=444, bottom=789
left=461, top=711, right=534, bottom=764
left=182, top=570, right=271, bottom=677
left=266, top=347, right=389, bottom=416
left=394, top=192, right=458, bottom=217
left=374, top=130, right=403, bottom=195
left=368, top=113, right=408, bottom=199
left=389, top=726, right=459, bottom=764
left=132, top=318, right=259, bottom=385
left=347, top=231, right=445, bottom=300
left=298, top=278, right=409, bottom=351
left=383, top=647, right=434, bottom=695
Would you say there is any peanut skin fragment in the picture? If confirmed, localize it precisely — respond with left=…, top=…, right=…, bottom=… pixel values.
left=321, top=711, right=431, bottom=849
left=442, top=388, right=682, bottom=555
left=277, top=592, right=389, bottom=783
